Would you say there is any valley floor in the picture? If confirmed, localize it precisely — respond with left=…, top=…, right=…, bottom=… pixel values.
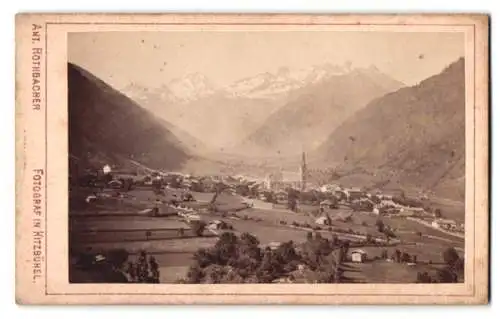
left=69, top=185, right=464, bottom=284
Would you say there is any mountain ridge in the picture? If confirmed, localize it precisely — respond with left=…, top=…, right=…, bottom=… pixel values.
left=68, top=63, right=192, bottom=171
left=314, top=57, right=465, bottom=201
left=235, top=66, right=404, bottom=157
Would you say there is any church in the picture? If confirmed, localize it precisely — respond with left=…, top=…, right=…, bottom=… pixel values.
left=265, top=152, right=308, bottom=191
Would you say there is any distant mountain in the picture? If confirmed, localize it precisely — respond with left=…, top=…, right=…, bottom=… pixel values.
left=314, top=58, right=465, bottom=201
left=124, top=72, right=216, bottom=104
left=68, top=63, right=191, bottom=171
left=237, top=66, right=404, bottom=156
left=222, top=63, right=352, bottom=100
left=122, top=62, right=393, bottom=149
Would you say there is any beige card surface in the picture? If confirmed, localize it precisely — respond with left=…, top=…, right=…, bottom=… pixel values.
left=15, top=13, right=489, bottom=305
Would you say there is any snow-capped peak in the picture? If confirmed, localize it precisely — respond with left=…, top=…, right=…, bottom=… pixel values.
left=167, top=73, right=217, bottom=102
left=222, top=62, right=355, bottom=100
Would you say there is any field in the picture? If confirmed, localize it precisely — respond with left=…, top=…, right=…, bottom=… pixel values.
left=71, top=232, right=218, bottom=254
left=429, top=197, right=465, bottom=222
left=223, top=218, right=310, bottom=244
left=342, top=260, right=448, bottom=283
left=69, top=185, right=465, bottom=283
left=70, top=216, right=189, bottom=231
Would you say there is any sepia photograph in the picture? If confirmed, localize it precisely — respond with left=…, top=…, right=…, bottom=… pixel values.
left=15, top=13, right=489, bottom=304
left=68, top=30, right=467, bottom=285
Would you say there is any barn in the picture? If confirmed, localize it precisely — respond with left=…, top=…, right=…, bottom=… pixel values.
left=351, top=249, right=368, bottom=263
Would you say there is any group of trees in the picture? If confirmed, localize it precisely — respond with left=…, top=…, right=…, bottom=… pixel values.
left=72, top=248, right=160, bottom=283
left=437, top=247, right=464, bottom=283
left=189, top=220, right=207, bottom=237
left=184, top=231, right=350, bottom=284
left=387, top=249, right=418, bottom=264
left=299, top=190, right=330, bottom=205
left=234, top=184, right=260, bottom=198
left=123, top=250, right=160, bottom=283
left=416, top=247, right=464, bottom=283
left=375, top=219, right=397, bottom=240
left=286, top=188, right=300, bottom=212
left=350, top=199, right=374, bottom=212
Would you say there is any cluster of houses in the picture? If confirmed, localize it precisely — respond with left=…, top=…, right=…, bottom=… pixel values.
left=431, top=219, right=465, bottom=233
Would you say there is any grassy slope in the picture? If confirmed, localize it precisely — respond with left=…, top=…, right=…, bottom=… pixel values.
left=68, top=63, right=190, bottom=171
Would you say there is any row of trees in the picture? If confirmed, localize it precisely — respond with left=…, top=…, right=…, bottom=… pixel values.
left=379, top=248, right=418, bottom=264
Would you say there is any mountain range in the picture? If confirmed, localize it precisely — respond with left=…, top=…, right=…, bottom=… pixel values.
left=123, top=62, right=403, bottom=150
left=69, top=57, right=466, bottom=202
left=237, top=65, right=404, bottom=156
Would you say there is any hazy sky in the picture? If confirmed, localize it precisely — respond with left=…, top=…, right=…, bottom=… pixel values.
left=68, top=31, right=464, bottom=89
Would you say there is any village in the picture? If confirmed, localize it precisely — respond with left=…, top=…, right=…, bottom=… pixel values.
left=68, top=151, right=465, bottom=285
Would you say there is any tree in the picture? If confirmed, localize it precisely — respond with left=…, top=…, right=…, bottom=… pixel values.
left=441, top=247, right=464, bottom=281
left=239, top=232, right=258, bottom=245
left=365, top=234, right=373, bottom=244
left=306, top=231, right=313, bottom=242
left=275, top=241, right=300, bottom=268
left=434, top=208, right=442, bottom=218
left=190, top=220, right=207, bottom=237
left=416, top=271, right=432, bottom=283
left=412, top=255, right=418, bottom=264
left=376, top=219, right=385, bottom=233
left=436, top=268, right=458, bottom=283
left=401, top=252, right=411, bottom=263
left=193, top=248, right=215, bottom=268
left=394, top=249, right=402, bottom=263
left=338, top=241, right=350, bottom=263
left=235, top=184, right=250, bottom=196
left=186, top=265, right=204, bottom=283
left=314, top=232, right=322, bottom=241
left=287, top=197, right=298, bottom=212
left=381, top=249, right=388, bottom=260
left=264, top=191, right=276, bottom=203
left=442, top=247, right=460, bottom=267
left=331, top=234, right=339, bottom=247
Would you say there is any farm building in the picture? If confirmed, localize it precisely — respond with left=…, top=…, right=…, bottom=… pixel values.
left=315, top=215, right=331, bottom=226
left=185, top=213, right=201, bottom=222
left=351, top=249, right=368, bottom=263
left=320, top=199, right=337, bottom=209
left=319, top=184, right=340, bottom=193
left=342, top=188, right=365, bottom=201
left=207, top=220, right=226, bottom=231
left=432, top=219, right=457, bottom=230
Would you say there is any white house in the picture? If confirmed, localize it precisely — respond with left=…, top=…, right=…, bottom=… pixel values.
left=320, top=199, right=336, bottom=209
left=351, top=249, right=368, bottom=263
left=432, top=219, right=457, bottom=230
left=267, top=242, right=282, bottom=251
left=315, top=216, right=331, bottom=225
left=186, top=213, right=201, bottom=221
left=207, top=220, right=224, bottom=230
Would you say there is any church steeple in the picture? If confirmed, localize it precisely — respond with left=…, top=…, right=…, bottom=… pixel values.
left=300, top=151, right=307, bottom=191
